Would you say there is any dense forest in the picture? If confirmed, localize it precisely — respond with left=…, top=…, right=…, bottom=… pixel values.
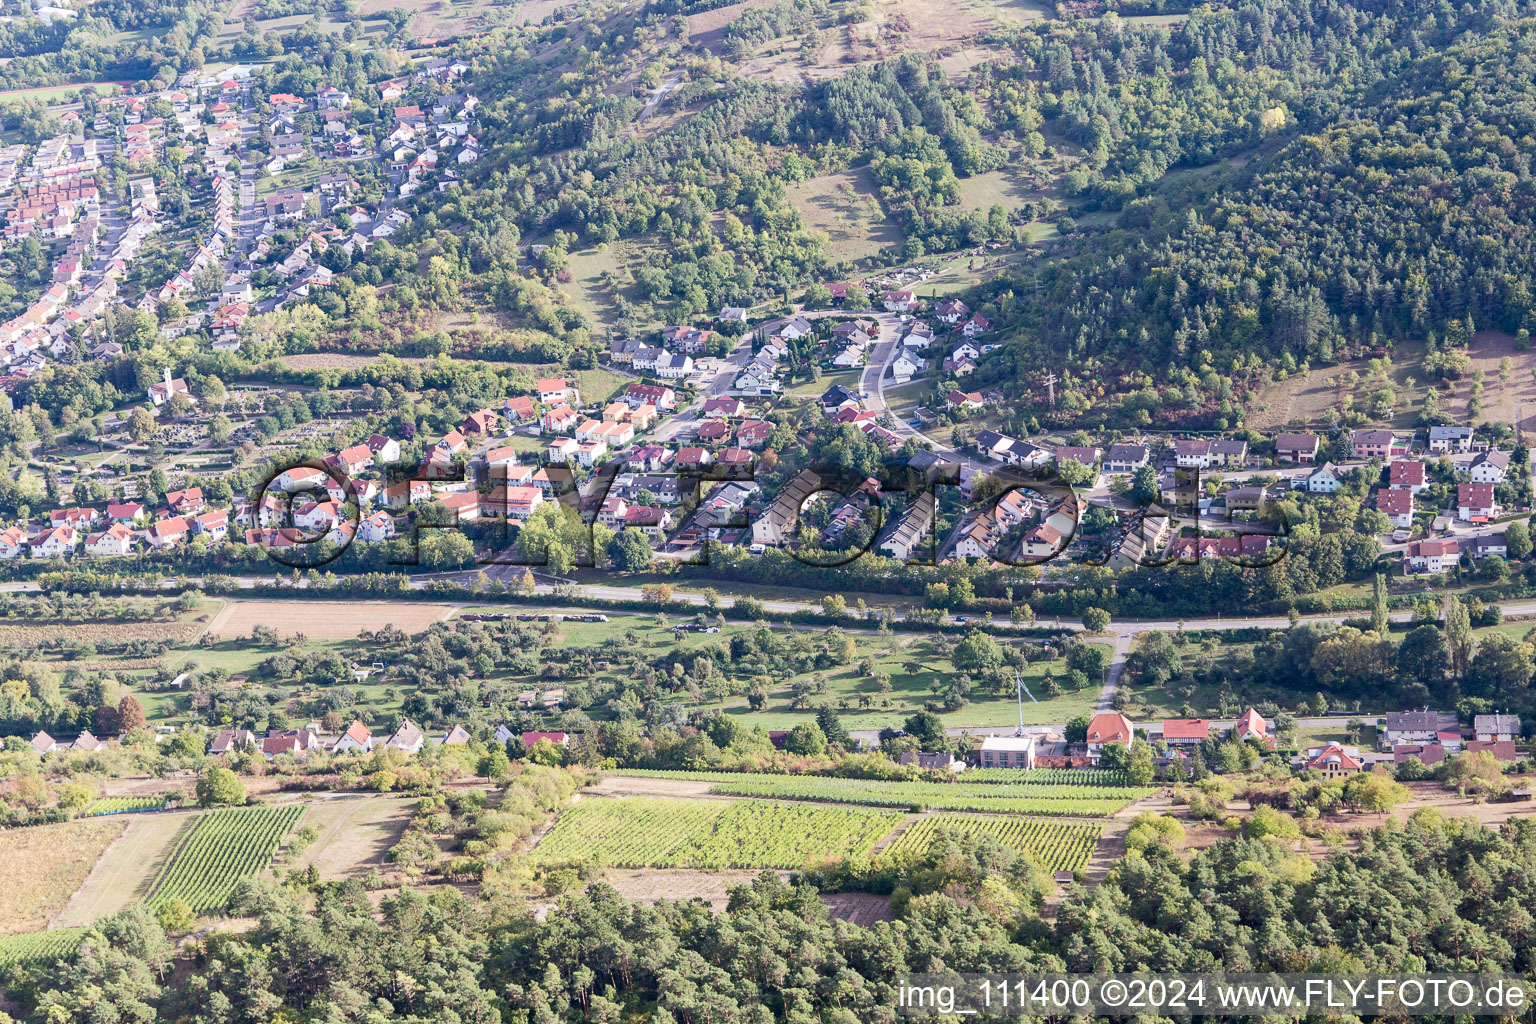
left=6, top=814, right=1534, bottom=1021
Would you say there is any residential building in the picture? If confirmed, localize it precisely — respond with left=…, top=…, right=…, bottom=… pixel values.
left=1457, top=482, right=1498, bottom=522
left=1304, top=462, right=1343, bottom=493
left=1306, top=744, right=1363, bottom=778
left=331, top=720, right=373, bottom=753
left=977, top=735, right=1036, bottom=769
left=1473, top=714, right=1521, bottom=743
left=1429, top=425, right=1474, bottom=453
left=751, top=470, right=821, bottom=546
left=1388, top=460, right=1427, bottom=493
left=1383, top=709, right=1442, bottom=746
left=385, top=719, right=426, bottom=754
left=1105, top=443, right=1150, bottom=474
left=1085, top=712, right=1134, bottom=760
left=1275, top=432, right=1321, bottom=464
left=1162, top=719, right=1210, bottom=746
left=1350, top=428, right=1397, bottom=459
left=1406, top=538, right=1459, bottom=573
left=1376, top=487, right=1415, bottom=529
left=1469, top=449, right=1510, bottom=484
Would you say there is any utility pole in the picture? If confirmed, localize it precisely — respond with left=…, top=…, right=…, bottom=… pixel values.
left=1040, top=372, right=1058, bottom=406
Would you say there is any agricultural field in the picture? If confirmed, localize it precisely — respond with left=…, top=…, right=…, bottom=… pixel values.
left=531, top=796, right=901, bottom=869
left=202, top=600, right=456, bottom=640
left=0, top=616, right=204, bottom=652
left=81, top=795, right=171, bottom=816
left=0, top=928, right=88, bottom=970
left=959, top=769, right=1138, bottom=786
left=611, top=771, right=1151, bottom=815
left=145, top=806, right=307, bottom=913
left=0, top=820, right=125, bottom=935
left=883, top=815, right=1104, bottom=874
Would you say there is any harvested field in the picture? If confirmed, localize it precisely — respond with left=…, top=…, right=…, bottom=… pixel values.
left=0, top=618, right=202, bottom=650
left=602, top=867, right=766, bottom=910
left=0, top=819, right=125, bottom=934
left=202, top=600, right=457, bottom=640
left=821, top=892, right=894, bottom=926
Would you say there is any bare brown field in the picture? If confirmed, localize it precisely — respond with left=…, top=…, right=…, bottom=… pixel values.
left=1387, top=779, right=1536, bottom=827
left=1248, top=340, right=1428, bottom=430
left=603, top=867, right=767, bottom=910
left=588, top=775, right=718, bottom=798
left=821, top=891, right=894, bottom=926
left=1248, top=332, right=1536, bottom=432
left=0, top=618, right=202, bottom=650
left=0, top=819, right=125, bottom=934
left=203, top=600, right=457, bottom=639
left=1449, top=330, right=1536, bottom=429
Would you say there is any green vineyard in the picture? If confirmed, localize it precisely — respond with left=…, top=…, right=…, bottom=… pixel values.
left=609, top=769, right=1150, bottom=815
left=532, top=797, right=902, bottom=869
left=882, top=815, right=1104, bottom=875
left=0, top=928, right=88, bottom=969
left=146, top=806, right=306, bottom=913
left=81, top=795, right=170, bottom=816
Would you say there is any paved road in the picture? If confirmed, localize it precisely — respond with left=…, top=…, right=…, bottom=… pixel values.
left=859, top=312, right=990, bottom=473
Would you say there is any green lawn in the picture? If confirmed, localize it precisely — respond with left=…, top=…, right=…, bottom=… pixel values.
left=783, top=369, right=861, bottom=398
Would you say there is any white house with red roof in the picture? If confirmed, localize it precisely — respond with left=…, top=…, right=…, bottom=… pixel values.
left=87, top=523, right=136, bottom=556
left=1388, top=460, right=1426, bottom=494
left=535, top=377, right=578, bottom=405
left=30, top=525, right=77, bottom=558
left=331, top=720, right=373, bottom=753
left=1085, top=712, right=1134, bottom=759
left=1233, top=708, right=1272, bottom=747
left=147, top=516, right=190, bottom=548
left=1406, top=538, right=1459, bottom=573
left=1457, top=482, right=1498, bottom=522
left=0, top=526, right=25, bottom=560
left=1305, top=744, right=1362, bottom=778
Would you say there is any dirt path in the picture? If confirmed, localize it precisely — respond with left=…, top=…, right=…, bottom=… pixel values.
left=200, top=600, right=238, bottom=639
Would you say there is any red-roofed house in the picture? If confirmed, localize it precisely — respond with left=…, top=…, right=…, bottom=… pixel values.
left=1465, top=739, right=1519, bottom=761
left=1458, top=482, right=1498, bottom=522
left=1306, top=744, right=1363, bottom=778
left=331, top=720, right=373, bottom=753
left=535, top=378, right=578, bottom=405
left=1162, top=719, right=1209, bottom=746
left=1233, top=708, right=1271, bottom=747
left=1086, top=712, right=1134, bottom=759
left=1406, top=538, right=1459, bottom=574
left=521, top=731, right=569, bottom=748
left=1376, top=487, right=1415, bottom=529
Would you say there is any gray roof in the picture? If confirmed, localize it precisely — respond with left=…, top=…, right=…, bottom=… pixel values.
left=1430, top=426, right=1473, bottom=439
left=1473, top=713, right=1521, bottom=733
left=1385, top=709, right=1440, bottom=731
